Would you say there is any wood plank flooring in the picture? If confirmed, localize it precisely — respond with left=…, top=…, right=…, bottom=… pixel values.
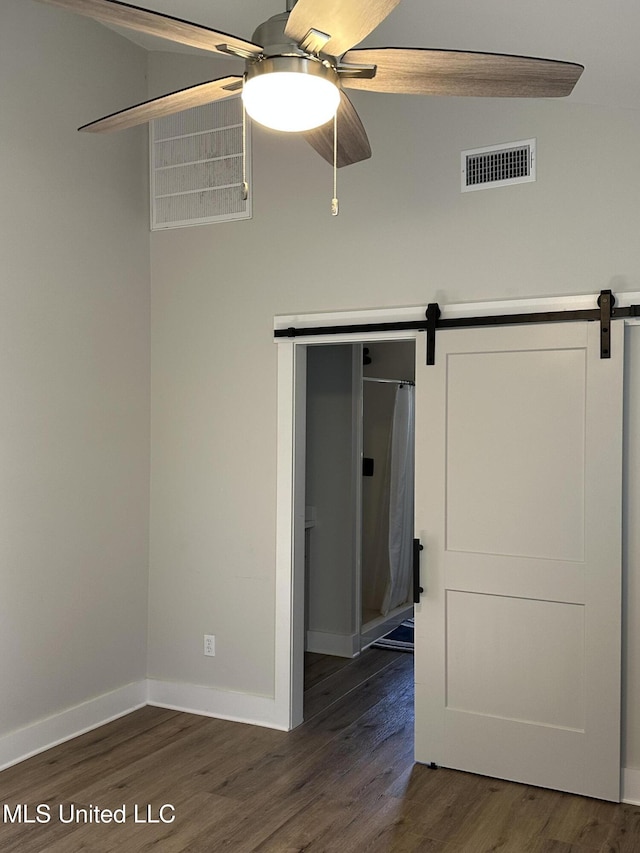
left=1, top=649, right=638, bottom=852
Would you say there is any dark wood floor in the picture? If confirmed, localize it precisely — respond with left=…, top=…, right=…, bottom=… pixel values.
left=1, top=649, right=638, bottom=852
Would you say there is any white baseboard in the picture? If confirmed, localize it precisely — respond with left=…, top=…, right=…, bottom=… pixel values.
left=0, top=679, right=288, bottom=773
left=306, top=629, right=359, bottom=658
left=0, top=681, right=148, bottom=772
left=623, top=767, right=640, bottom=804
left=146, top=679, right=289, bottom=731
left=3, top=677, right=638, bottom=805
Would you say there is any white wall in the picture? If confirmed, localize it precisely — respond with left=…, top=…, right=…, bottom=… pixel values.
left=1, top=2, right=150, bottom=747
left=146, top=57, right=640, bottom=766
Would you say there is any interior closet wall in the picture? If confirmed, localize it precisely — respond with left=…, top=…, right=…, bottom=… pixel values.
left=305, top=345, right=358, bottom=656
left=361, top=342, right=415, bottom=627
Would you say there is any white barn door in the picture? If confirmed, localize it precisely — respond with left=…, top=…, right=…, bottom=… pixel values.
left=414, top=320, right=624, bottom=801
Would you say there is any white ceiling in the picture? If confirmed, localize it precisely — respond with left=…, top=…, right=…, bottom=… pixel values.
left=104, top=0, right=640, bottom=111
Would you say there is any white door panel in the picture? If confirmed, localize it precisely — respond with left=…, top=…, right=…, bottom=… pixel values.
left=414, top=321, right=623, bottom=801
left=445, top=592, right=586, bottom=730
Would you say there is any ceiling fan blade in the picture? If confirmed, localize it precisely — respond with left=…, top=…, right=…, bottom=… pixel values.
left=304, top=91, right=371, bottom=168
left=79, top=76, right=243, bottom=132
left=341, top=48, right=584, bottom=97
left=35, top=0, right=262, bottom=57
left=284, top=0, right=402, bottom=57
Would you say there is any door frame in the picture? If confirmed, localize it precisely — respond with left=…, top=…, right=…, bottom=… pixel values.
left=275, top=321, right=420, bottom=729
left=273, top=293, right=640, bottom=732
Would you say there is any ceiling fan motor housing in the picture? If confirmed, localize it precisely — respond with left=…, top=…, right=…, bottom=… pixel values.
left=244, top=55, right=339, bottom=88
left=249, top=12, right=337, bottom=64
left=245, top=12, right=341, bottom=109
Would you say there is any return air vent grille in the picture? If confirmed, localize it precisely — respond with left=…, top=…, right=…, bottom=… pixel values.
left=150, top=96, right=251, bottom=229
left=461, top=138, right=536, bottom=192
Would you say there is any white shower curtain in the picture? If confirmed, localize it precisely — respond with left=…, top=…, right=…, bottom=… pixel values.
left=381, top=384, right=415, bottom=615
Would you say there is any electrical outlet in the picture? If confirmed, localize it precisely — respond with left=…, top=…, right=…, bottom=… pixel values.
left=204, top=634, right=215, bottom=657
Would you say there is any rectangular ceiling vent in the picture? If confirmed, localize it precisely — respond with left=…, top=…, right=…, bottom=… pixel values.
left=461, top=138, right=536, bottom=193
left=150, top=95, right=251, bottom=229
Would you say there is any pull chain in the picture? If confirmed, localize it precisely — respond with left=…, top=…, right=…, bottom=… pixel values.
left=241, top=91, right=249, bottom=202
left=331, top=111, right=339, bottom=216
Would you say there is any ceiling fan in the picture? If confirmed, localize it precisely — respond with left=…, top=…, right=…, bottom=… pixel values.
left=37, top=0, right=583, bottom=171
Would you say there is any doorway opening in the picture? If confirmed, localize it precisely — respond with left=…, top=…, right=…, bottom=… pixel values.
left=301, top=338, right=416, bottom=721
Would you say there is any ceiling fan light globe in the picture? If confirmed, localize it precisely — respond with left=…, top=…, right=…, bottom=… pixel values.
left=243, top=71, right=340, bottom=132
left=242, top=56, right=341, bottom=133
